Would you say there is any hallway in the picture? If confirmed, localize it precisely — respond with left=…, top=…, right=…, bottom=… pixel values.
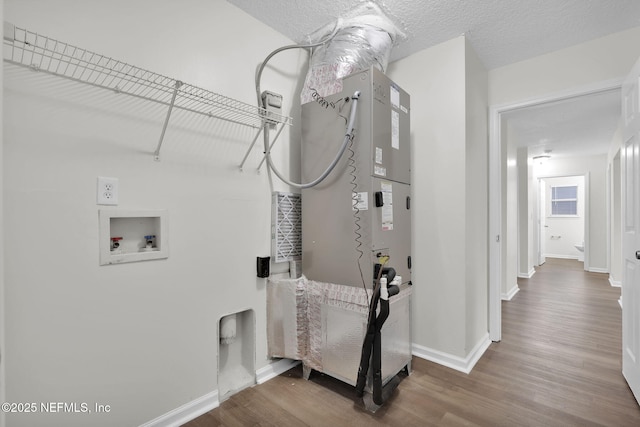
left=495, top=258, right=637, bottom=425
left=185, top=259, right=640, bottom=426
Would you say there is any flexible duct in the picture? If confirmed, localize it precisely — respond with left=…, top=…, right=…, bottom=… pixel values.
left=301, top=4, right=401, bottom=104
left=256, top=3, right=402, bottom=188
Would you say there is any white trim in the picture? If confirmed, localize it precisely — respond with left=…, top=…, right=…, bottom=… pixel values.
left=412, top=334, right=491, bottom=374
left=548, top=214, right=580, bottom=218
left=518, top=268, right=536, bottom=279
left=491, top=78, right=623, bottom=113
left=139, top=358, right=301, bottom=427
left=489, top=78, right=623, bottom=345
left=545, top=254, right=580, bottom=260
left=502, top=285, right=520, bottom=301
left=585, top=173, right=591, bottom=272
left=139, top=390, right=219, bottom=427
left=256, top=358, right=301, bottom=384
left=607, top=162, right=612, bottom=277
left=489, top=104, right=502, bottom=342
left=610, top=277, right=622, bottom=287
left=589, top=267, right=609, bottom=274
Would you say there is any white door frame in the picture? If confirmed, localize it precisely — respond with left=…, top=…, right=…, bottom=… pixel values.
left=488, top=78, right=622, bottom=342
left=538, top=177, right=546, bottom=266
left=537, top=174, right=589, bottom=269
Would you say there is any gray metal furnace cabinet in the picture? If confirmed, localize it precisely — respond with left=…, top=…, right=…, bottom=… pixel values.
left=301, top=66, right=411, bottom=290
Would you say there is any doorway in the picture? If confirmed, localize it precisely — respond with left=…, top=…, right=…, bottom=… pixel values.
left=489, top=82, right=622, bottom=341
left=537, top=175, right=587, bottom=267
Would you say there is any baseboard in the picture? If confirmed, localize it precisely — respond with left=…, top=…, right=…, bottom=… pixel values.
left=589, top=267, right=608, bottom=274
left=139, top=390, right=219, bottom=427
left=545, top=254, right=579, bottom=260
left=518, top=268, right=535, bottom=279
left=502, top=285, right=520, bottom=301
left=412, top=334, right=491, bottom=374
left=609, top=277, right=622, bottom=288
left=256, top=358, right=301, bottom=384
left=140, top=359, right=300, bottom=426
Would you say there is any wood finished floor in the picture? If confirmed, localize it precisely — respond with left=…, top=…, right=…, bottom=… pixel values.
left=184, top=258, right=640, bottom=426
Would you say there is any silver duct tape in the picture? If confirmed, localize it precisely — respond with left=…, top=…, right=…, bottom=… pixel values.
left=304, top=281, right=324, bottom=370
left=301, top=24, right=394, bottom=104
left=320, top=281, right=371, bottom=312
left=266, top=276, right=307, bottom=359
left=305, top=281, right=370, bottom=370
left=312, top=280, right=412, bottom=386
left=267, top=275, right=412, bottom=385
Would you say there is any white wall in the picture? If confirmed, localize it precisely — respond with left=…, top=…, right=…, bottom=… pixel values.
left=490, top=27, right=640, bottom=106
left=528, top=155, right=537, bottom=272
left=517, top=147, right=534, bottom=278
left=534, top=155, right=608, bottom=271
left=607, top=126, right=623, bottom=285
left=503, top=125, right=518, bottom=297
left=387, top=36, right=489, bottom=364
left=610, top=146, right=622, bottom=285
left=464, top=38, right=489, bottom=356
left=387, top=37, right=467, bottom=358
left=0, top=12, right=6, bottom=427
left=464, top=37, right=489, bottom=355
left=539, top=176, right=586, bottom=260
left=3, top=1, right=304, bottom=426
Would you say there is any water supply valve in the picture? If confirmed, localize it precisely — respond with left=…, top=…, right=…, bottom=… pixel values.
left=143, top=235, right=156, bottom=252
left=110, top=237, right=123, bottom=253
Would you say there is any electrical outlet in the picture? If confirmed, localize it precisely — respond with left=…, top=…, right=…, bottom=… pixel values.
left=97, top=176, right=119, bottom=205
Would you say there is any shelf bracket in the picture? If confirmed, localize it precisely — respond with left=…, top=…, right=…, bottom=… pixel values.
left=154, top=80, right=183, bottom=161
left=239, top=125, right=265, bottom=171
left=257, top=122, right=287, bottom=172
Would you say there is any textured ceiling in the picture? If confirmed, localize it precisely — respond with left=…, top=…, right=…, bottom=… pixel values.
left=227, top=0, right=640, bottom=158
left=227, top=0, right=640, bottom=69
left=503, top=89, right=621, bottom=158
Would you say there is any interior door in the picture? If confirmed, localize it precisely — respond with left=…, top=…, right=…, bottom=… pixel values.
left=621, top=56, right=640, bottom=405
left=539, top=178, right=547, bottom=265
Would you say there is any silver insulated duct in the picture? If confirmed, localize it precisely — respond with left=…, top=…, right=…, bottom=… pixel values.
left=301, top=3, right=403, bottom=104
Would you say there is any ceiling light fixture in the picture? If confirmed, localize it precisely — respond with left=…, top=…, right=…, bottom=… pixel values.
left=532, top=154, right=551, bottom=165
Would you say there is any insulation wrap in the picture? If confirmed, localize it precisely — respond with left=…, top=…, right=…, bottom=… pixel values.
left=267, top=275, right=412, bottom=379
left=266, top=276, right=307, bottom=360
left=300, top=5, right=401, bottom=104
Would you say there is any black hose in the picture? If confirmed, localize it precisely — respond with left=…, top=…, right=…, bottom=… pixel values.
left=355, top=267, right=397, bottom=400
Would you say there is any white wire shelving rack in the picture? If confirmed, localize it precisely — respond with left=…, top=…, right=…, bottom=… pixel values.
left=2, top=22, right=293, bottom=162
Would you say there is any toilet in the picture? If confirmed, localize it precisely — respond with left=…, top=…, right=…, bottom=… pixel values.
left=575, top=241, right=584, bottom=262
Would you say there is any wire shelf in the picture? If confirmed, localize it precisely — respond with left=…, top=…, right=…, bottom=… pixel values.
left=3, top=22, right=293, bottom=158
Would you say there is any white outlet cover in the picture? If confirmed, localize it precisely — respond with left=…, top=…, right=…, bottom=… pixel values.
left=97, top=176, right=119, bottom=205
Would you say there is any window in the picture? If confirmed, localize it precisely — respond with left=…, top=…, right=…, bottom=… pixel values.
left=551, top=185, right=578, bottom=216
